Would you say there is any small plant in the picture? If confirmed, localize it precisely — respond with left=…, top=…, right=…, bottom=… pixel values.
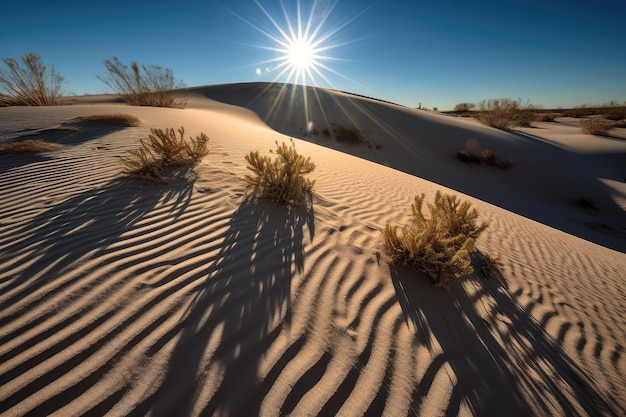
left=99, top=57, right=187, bottom=108
left=580, top=118, right=615, bottom=136
left=82, top=113, right=141, bottom=126
left=335, top=126, right=366, bottom=145
left=479, top=253, right=503, bottom=280
left=475, top=98, right=537, bottom=130
left=244, top=139, right=315, bottom=206
left=0, top=139, right=57, bottom=154
left=456, top=149, right=513, bottom=170
left=0, top=53, right=65, bottom=106
left=122, top=127, right=208, bottom=182
left=575, top=197, right=597, bottom=211
left=382, top=191, right=488, bottom=287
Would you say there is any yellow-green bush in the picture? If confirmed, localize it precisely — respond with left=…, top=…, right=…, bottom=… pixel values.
left=123, top=126, right=208, bottom=182
left=245, top=139, right=315, bottom=206
left=382, top=191, right=488, bottom=287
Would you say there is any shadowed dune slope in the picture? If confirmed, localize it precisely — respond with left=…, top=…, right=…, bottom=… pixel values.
left=191, top=82, right=626, bottom=252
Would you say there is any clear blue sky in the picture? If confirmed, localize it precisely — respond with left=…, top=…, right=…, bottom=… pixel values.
left=2, top=0, right=625, bottom=110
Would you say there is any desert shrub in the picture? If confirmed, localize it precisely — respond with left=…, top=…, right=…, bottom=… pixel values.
left=453, top=102, right=475, bottom=112
left=575, top=197, right=597, bottom=211
left=456, top=149, right=513, bottom=169
left=321, top=128, right=331, bottom=138
left=82, top=113, right=141, bottom=126
left=382, top=191, right=488, bottom=287
left=580, top=118, right=615, bottom=136
left=122, top=126, right=208, bottom=182
left=535, top=112, right=559, bottom=122
left=479, top=253, right=503, bottom=280
left=0, top=139, right=57, bottom=154
left=0, top=53, right=65, bottom=106
left=604, top=107, right=626, bottom=121
left=99, top=57, right=187, bottom=108
left=244, top=139, right=315, bottom=206
left=335, top=126, right=366, bottom=145
left=475, top=98, right=537, bottom=129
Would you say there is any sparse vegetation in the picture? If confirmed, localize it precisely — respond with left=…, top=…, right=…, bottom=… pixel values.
left=453, top=102, right=475, bottom=112
left=475, top=98, right=537, bottom=130
left=0, top=139, right=58, bottom=154
left=335, top=126, right=366, bottom=145
left=82, top=113, right=141, bottom=127
left=122, top=126, right=208, bottom=182
left=479, top=253, right=503, bottom=280
left=0, top=53, right=65, bottom=106
left=244, top=139, right=315, bottom=206
left=99, top=57, right=187, bottom=108
left=580, top=118, right=615, bottom=136
left=575, top=197, right=597, bottom=211
left=382, top=191, right=488, bottom=287
left=456, top=149, right=513, bottom=170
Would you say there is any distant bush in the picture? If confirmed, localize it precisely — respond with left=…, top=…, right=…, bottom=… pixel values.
left=453, top=102, right=475, bottom=112
left=82, top=113, right=141, bottom=127
left=99, top=57, right=187, bottom=108
left=475, top=98, right=537, bottom=130
left=382, top=191, right=488, bottom=287
left=534, top=112, right=559, bottom=122
left=123, top=126, right=208, bottom=182
left=604, top=107, right=626, bottom=121
left=0, top=53, right=65, bottom=106
left=245, top=139, right=315, bottom=206
left=335, top=126, right=366, bottom=145
left=0, top=139, right=58, bottom=154
left=456, top=149, right=513, bottom=170
left=580, top=118, right=615, bottom=136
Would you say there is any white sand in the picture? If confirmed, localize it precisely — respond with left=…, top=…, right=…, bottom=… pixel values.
left=1, top=84, right=625, bottom=416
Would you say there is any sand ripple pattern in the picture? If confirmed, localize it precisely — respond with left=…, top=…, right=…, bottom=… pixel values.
left=1, top=109, right=625, bottom=416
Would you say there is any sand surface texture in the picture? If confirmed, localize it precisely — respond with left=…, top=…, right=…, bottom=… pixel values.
left=1, top=83, right=625, bottom=416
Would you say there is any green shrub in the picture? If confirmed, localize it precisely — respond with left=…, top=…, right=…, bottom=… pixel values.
left=0, top=53, right=65, bottom=106
left=122, top=126, right=208, bottom=182
left=0, top=139, right=58, bottom=154
left=382, top=191, right=488, bottom=287
left=99, top=57, right=187, bottom=108
left=245, top=139, right=315, bottom=206
left=580, top=118, right=615, bottom=136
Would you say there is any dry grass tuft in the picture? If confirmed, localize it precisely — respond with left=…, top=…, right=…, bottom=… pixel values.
left=0, top=53, right=65, bottom=106
left=82, top=113, right=141, bottom=127
left=245, top=139, right=316, bottom=206
left=335, top=126, right=366, bottom=145
left=122, top=126, right=208, bottom=182
left=580, top=118, right=615, bottom=136
left=475, top=98, right=537, bottom=130
left=382, top=191, right=488, bottom=287
left=99, top=57, right=187, bottom=108
left=456, top=149, right=513, bottom=170
left=0, top=139, right=58, bottom=154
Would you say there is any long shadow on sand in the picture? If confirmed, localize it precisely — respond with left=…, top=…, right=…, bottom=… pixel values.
left=130, top=196, right=314, bottom=416
left=391, top=267, right=624, bottom=417
left=0, top=173, right=194, bottom=335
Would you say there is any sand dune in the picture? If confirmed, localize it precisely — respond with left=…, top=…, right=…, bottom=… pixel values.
left=1, top=84, right=625, bottom=416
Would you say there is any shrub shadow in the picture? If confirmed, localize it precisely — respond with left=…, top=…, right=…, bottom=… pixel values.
left=133, top=196, right=314, bottom=416
left=390, top=267, right=624, bottom=416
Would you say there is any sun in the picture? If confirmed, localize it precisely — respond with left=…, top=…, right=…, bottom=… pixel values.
left=286, top=36, right=315, bottom=72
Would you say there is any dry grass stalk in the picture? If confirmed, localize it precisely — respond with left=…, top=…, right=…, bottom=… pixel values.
left=0, top=139, right=58, bottom=154
left=0, top=53, right=65, bottom=106
left=245, top=139, right=316, bottom=206
left=123, top=127, right=208, bottom=182
left=82, top=113, right=141, bottom=127
left=99, top=57, right=187, bottom=108
left=382, top=191, right=488, bottom=287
